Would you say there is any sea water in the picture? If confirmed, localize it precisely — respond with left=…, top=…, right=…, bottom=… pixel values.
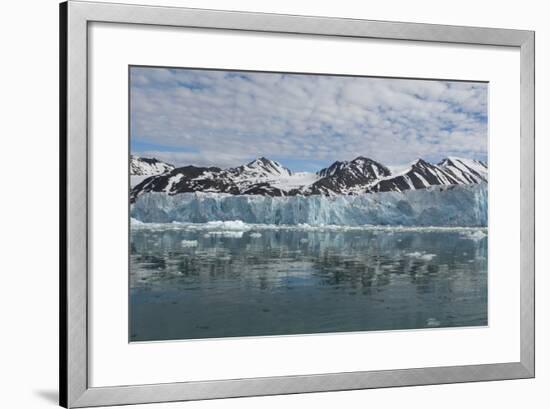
left=130, top=223, right=487, bottom=341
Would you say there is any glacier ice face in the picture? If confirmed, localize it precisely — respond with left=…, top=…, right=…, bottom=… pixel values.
left=131, top=184, right=487, bottom=227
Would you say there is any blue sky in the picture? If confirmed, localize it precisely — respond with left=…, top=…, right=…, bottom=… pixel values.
left=130, top=67, right=488, bottom=172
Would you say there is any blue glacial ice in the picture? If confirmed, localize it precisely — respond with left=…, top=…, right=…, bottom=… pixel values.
left=131, top=184, right=487, bottom=227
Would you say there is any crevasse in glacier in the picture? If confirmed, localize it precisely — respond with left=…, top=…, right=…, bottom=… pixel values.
left=130, top=184, right=487, bottom=227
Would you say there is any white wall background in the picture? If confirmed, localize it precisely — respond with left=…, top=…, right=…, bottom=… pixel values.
left=0, top=0, right=547, bottom=408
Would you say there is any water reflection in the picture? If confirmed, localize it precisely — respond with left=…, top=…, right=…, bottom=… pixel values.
left=130, top=225, right=487, bottom=341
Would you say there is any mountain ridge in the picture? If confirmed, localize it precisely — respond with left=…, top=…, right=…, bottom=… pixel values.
left=130, top=155, right=487, bottom=202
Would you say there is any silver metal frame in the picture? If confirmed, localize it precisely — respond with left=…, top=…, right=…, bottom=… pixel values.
left=60, top=1, right=535, bottom=407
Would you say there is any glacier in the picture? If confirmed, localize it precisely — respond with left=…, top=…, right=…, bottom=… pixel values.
left=130, top=183, right=487, bottom=227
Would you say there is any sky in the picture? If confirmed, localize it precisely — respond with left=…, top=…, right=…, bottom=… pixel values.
left=130, top=66, right=488, bottom=172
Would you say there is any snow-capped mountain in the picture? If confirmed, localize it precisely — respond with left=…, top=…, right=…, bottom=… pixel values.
left=223, top=157, right=293, bottom=194
left=438, top=157, right=488, bottom=184
left=232, top=157, right=292, bottom=179
left=368, top=159, right=457, bottom=193
left=131, top=158, right=295, bottom=201
left=368, top=157, right=489, bottom=193
left=130, top=155, right=487, bottom=201
left=305, top=157, right=391, bottom=195
left=130, top=155, right=175, bottom=176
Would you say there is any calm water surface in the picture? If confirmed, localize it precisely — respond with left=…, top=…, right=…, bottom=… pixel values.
left=130, top=224, right=487, bottom=341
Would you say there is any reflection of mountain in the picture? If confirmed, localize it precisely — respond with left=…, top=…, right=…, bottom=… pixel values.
left=130, top=155, right=487, bottom=201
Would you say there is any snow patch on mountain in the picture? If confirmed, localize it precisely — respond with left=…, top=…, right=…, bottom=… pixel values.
left=270, top=172, right=320, bottom=190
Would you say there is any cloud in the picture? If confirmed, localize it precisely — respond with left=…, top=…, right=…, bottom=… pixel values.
left=130, top=67, right=488, bottom=170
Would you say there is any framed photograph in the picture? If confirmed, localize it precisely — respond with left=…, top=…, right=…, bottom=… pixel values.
left=60, top=1, right=534, bottom=407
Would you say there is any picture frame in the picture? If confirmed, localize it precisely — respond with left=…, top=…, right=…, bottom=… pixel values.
left=60, top=1, right=535, bottom=407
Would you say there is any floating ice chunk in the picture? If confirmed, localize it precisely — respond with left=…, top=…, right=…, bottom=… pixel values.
left=204, top=220, right=249, bottom=231
left=299, top=238, right=309, bottom=244
left=131, top=220, right=489, bottom=234
left=406, top=251, right=436, bottom=261
left=460, top=230, right=487, bottom=241
left=420, top=254, right=436, bottom=261
left=249, top=232, right=262, bottom=238
left=207, top=231, right=244, bottom=238
left=180, top=240, right=198, bottom=247
left=426, top=318, right=441, bottom=327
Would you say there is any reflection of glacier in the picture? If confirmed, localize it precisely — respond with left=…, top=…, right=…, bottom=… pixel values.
left=131, top=184, right=487, bottom=227
left=130, top=226, right=488, bottom=293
